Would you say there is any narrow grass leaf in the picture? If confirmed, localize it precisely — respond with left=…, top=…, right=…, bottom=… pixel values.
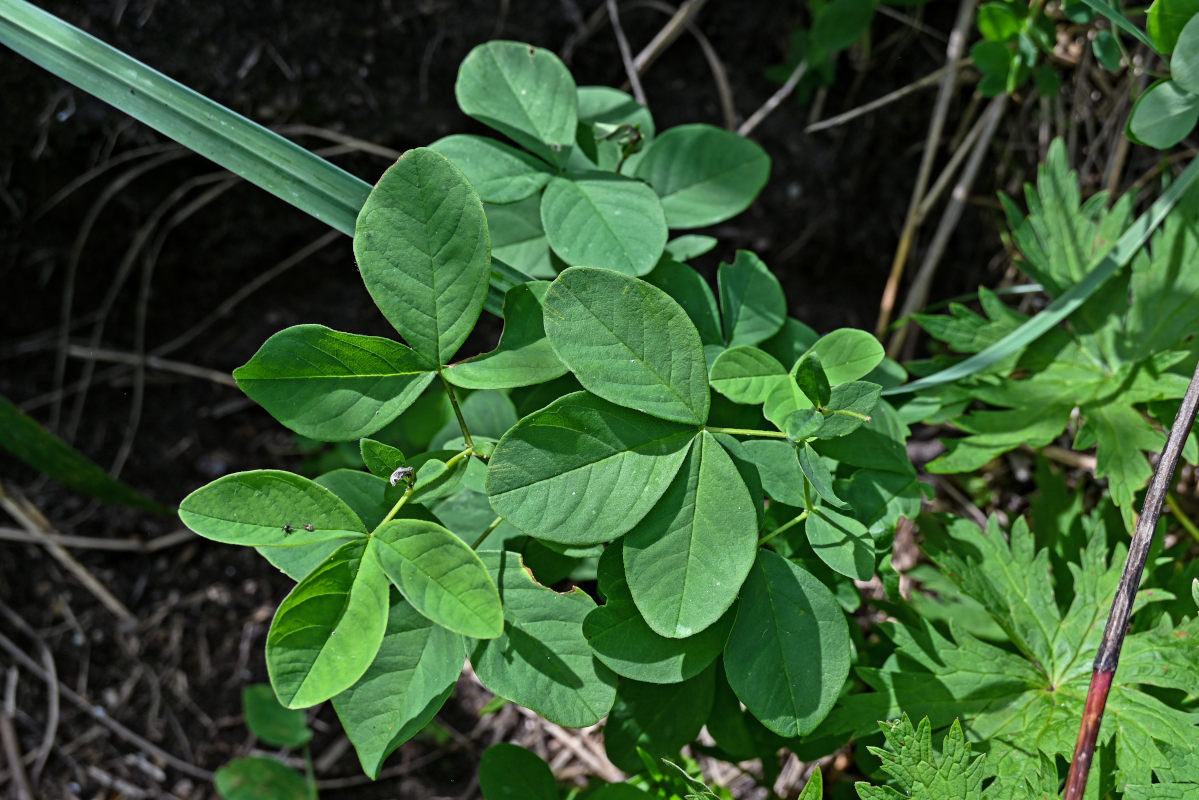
left=332, top=594, right=463, bottom=778
left=541, top=174, right=667, bottom=276
left=544, top=267, right=709, bottom=424
left=724, top=550, right=850, bottom=737
left=470, top=550, right=618, bottom=727
left=355, top=148, right=490, bottom=365
left=370, top=518, right=503, bottom=638
left=486, top=392, right=695, bottom=545
left=624, top=432, right=757, bottom=638
left=0, top=393, right=165, bottom=513
left=455, top=41, right=577, bottom=167
left=266, top=540, right=390, bottom=708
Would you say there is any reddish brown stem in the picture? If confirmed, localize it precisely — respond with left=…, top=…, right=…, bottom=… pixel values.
left=1063, top=359, right=1199, bottom=798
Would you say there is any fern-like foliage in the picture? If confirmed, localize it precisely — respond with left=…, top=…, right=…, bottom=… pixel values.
left=855, top=715, right=988, bottom=799
left=913, top=138, right=1199, bottom=524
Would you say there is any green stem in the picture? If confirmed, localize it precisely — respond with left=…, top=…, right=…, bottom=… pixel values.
left=825, top=408, right=872, bottom=422
left=758, top=510, right=808, bottom=546
left=377, top=484, right=415, bottom=528
left=705, top=426, right=788, bottom=439
left=1166, top=494, right=1199, bottom=544
left=472, top=516, right=504, bottom=549
left=440, top=372, right=474, bottom=449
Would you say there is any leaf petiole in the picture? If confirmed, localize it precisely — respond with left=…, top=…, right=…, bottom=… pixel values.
left=758, top=510, right=808, bottom=546
left=440, top=372, right=474, bottom=450
left=705, top=426, right=789, bottom=439
left=472, top=516, right=504, bottom=549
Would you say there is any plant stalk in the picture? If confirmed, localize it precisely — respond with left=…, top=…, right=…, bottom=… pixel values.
left=1063, top=358, right=1199, bottom=799
left=440, top=373, right=475, bottom=450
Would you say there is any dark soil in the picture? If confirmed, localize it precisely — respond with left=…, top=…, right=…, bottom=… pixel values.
left=1, top=1, right=1025, bottom=797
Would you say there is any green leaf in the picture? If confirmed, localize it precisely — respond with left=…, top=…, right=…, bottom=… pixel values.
left=233, top=325, right=436, bottom=441
left=544, top=267, right=710, bottom=424
left=445, top=282, right=568, bottom=389
left=1148, top=0, right=1199, bottom=53
left=478, top=743, right=558, bottom=800
left=214, top=757, right=311, bottom=800
left=1082, top=0, right=1159, bottom=52
left=577, top=85, right=656, bottom=138
left=487, top=198, right=556, bottom=279
left=794, top=355, right=832, bottom=408
left=429, top=134, right=553, bottom=203
left=811, top=0, right=877, bottom=54
left=1130, top=79, right=1199, bottom=148
left=718, top=251, right=787, bottom=347
left=603, top=668, right=716, bottom=773
left=623, top=432, right=758, bottom=638
left=487, top=392, right=694, bottom=545
left=360, top=439, right=406, bottom=481
left=709, top=346, right=788, bottom=405
left=241, top=685, right=311, bottom=748
left=180, top=470, right=367, bottom=547
left=455, top=41, right=577, bottom=167
left=644, top=256, right=723, bottom=346
left=583, top=543, right=731, bottom=683
left=540, top=174, right=667, bottom=276
left=331, top=593, right=462, bottom=778
left=724, top=550, right=850, bottom=737
left=0, top=393, right=164, bottom=513
left=784, top=409, right=826, bottom=442
left=742, top=439, right=807, bottom=506
left=806, top=508, right=875, bottom=580
left=0, top=0, right=369, bottom=237
left=369, top=518, right=503, bottom=638
left=470, top=550, right=618, bottom=727
left=978, top=2, right=1023, bottom=40
left=1093, top=28, right=1123, bottom=71
left=806, top=329, right=885, bottom=384
left=634, top=124, right=770, bottom=228
left=853, top=716, right=988, bottom=800
left=665, top=234, right=718, bottom=261
left=355, top=147, right=491, bottom=365
left=817, top=381, right=882, bottom=438
left=796, top=444, right=847, bottom=509
left=266, top=540, right=390, bottom=708
left=1175, top=14, right=1199, bottom=93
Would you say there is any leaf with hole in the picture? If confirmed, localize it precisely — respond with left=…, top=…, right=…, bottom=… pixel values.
left=266, top=540, right=390, bottom=708
left=470, top=550, right=617, bottom=727
left=355, top=148, right=491, bottom=365
left=544, top=267, right=710, bottom=424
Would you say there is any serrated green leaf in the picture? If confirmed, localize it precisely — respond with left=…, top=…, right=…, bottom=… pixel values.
left=470, top=550, right=617, bottom=726
left=709, top=346, right=788, bottom=405
left=487, top=391, right=694, bottom=544
left=355, top=148, right=490, bottom=365
left=454, top=41, right=576, bottom=167
left=603, top=667, right=716, bottom=773
left=623, top=432, right=757, bottom=638
left=266, top=540, right=390, bottom=708
left=0, top=393, right=165, bottom=513
left=478, top=743, right=558, bottom=800
left=583, top=543, right=731, bottom=683
left=233, top=325, right=435, bottom=441
left=634, top=124, right=769, bottom=228
left=544, top=267, right=709, bottom=424
left=724, top=550, right=850, bottom=737
left=429, top=134, right=553, bottom=203
left=242, top=684, right=311, bottom=748
left=214, top=756, right=311, bottom=800
left=853, top=716, right=988, bottom=800
left=332, top=593, right=462, bottom=778
left=540, top=174, right=667, bottom=276
left=180, top=470, right=367, bottom=548
left=369, top=518, right=502, bottom=638
left=445, top=282, right=568, bottom=389
left=718, top=251, right=787, bottom=347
